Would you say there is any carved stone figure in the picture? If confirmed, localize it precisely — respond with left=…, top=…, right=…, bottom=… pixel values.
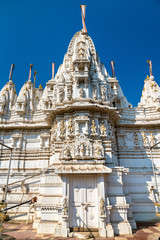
left=100, top=121, right=106, bottom=136
left=60, top=120, right=66, bottom=137
left=91, top=120, right=97, bottom=135
left=101, top=86, right=106, bottom=101
left=99, top=197, right=105, bottom=216
left=134, top=133, right=139, bottom=147
left=58, top=87, right=64, bottom=102
left=150, top=132, right=155, bottom=146
left=79, top=88, right=84, bottom=98
left=93, top=140, right=104, bottom=158
left=54, top=88, right=57, bottom=101
left=64, top=147, right=71, bottom=158
left=108, top=123, right=113, bottom=139
left=67, top=85, right=72, bottom=101
left=51, top=121, right=57, bottom=140
left=96, top=146, right=101, bottom=156
left=68, top=118, right=74, bottom=135
left=62, top=197, right=68, bottom=216
left=86, top=145, right=89, bottom=155
left=93, top=85, right=97, bottom=100
left=75, top=134, right=92, bottom=158
left=80, top=143, right=85, bottom=156
left=141, top=132, right=148, bottom=146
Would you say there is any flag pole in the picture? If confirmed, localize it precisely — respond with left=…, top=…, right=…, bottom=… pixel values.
left=147, top=60, right=153, bottom=77
left=111, top=61, right=115, bottom=78
left=80, top=5, right=87, bottom=33
left=28, top=64, right=33, bottom=81
left=52, top=63, right=55, bottom=79
left=9, top=64, right=15, bottom=83
left=34, top=71, right=37, bottom=88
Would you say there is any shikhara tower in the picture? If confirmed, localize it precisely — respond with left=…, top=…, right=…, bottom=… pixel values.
left=0, top=5, right=160, bottom=238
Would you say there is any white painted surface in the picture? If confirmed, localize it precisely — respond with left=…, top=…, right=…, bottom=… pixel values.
left=70, top=175, right=98, bottom=229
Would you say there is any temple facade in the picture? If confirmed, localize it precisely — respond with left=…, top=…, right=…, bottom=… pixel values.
left=0, top=10, right=160, bottom=237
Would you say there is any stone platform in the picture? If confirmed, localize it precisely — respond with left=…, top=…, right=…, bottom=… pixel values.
left=1, top=222, right=160, bottom=239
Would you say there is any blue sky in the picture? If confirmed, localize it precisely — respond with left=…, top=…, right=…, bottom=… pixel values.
left=0, top=0, right=160, bottom=106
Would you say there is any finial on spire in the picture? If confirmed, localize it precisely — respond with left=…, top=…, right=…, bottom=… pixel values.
left=80, top=5, right=87, bottom=33
left=111, top=61, right=115, bottom=77
left=39, top=84, right=43, bottom=89
left=9, top=64, right=15, bottom=82
left=52, top=63, right=55, bottom=79
left=28, top=64, right=33, bottom=81
left=34, top=71, right=37, bottom=88
left=147, top=60, right=153, bottom=77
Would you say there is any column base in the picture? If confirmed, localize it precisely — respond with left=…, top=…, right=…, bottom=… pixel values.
left=112, top=221, right=132, bottom=235
left=106, top=223, right=114, bottom=237
left=60, top=228, right=69, bottom=237
left=99, top=224, right=114, bottom=238
left=32, top=219, right=39, bottom=229
left=37, top=221, right=57, bottom=234
left=99, top=228, right=106, bottom=238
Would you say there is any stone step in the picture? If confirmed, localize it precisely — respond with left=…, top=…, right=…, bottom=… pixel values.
left=69, top=232, right=99, bottom=239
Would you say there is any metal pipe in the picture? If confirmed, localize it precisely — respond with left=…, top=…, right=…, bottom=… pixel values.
left=3, top=150, right=12, bottom=203
left=150, top=141, right=160, bottom=149
left=0, top=142, right=12, bottom=151
left=6, top=171, right=43, bottom=187
left=150, top=148, right=160, bottom=202
left=0, top=142, right=13, bottom=238
left=1, top=200, right=32, bottom=213
left=0, top=197, right=37, bottom=213
left=149, top=141, right=160, bottom=203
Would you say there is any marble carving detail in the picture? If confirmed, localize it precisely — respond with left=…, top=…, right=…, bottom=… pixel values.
left=99, top=197, right=106, bottom=216
left=62, top=197, right=68, bottom=216
left=100, top=121, right=107, bottom=136
left=91, top=120, right=97, bottom=136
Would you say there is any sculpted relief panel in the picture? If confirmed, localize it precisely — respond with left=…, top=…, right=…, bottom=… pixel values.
left=51, top=115, right=116, bottom=142
left=60, top=134, right=104, bottom=161
left=50, top=114, right=117, bottom=164
left=117, top=130, right=158, bottom=149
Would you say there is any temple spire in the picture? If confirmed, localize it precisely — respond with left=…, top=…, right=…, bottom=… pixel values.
left=52, top=63, right=55, bottom=79
left=80, top=5, right=87, bottom=33
left=111, top=61, right=115, bottom=78
left=28, top=64, right=33, bottom=81
left=147, top=60, right=153, bottom=78
left=9, top=64, right=15, bottom=82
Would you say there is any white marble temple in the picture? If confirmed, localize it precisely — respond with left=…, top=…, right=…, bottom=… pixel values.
left=0, top=16, right=160, bottom=238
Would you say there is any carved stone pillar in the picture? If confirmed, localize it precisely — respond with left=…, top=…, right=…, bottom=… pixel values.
left=61, top=176, right=69, bottom=237
left=97, top=174, right=107, bottom=237
left=105, top=185, right=114, bottom=237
